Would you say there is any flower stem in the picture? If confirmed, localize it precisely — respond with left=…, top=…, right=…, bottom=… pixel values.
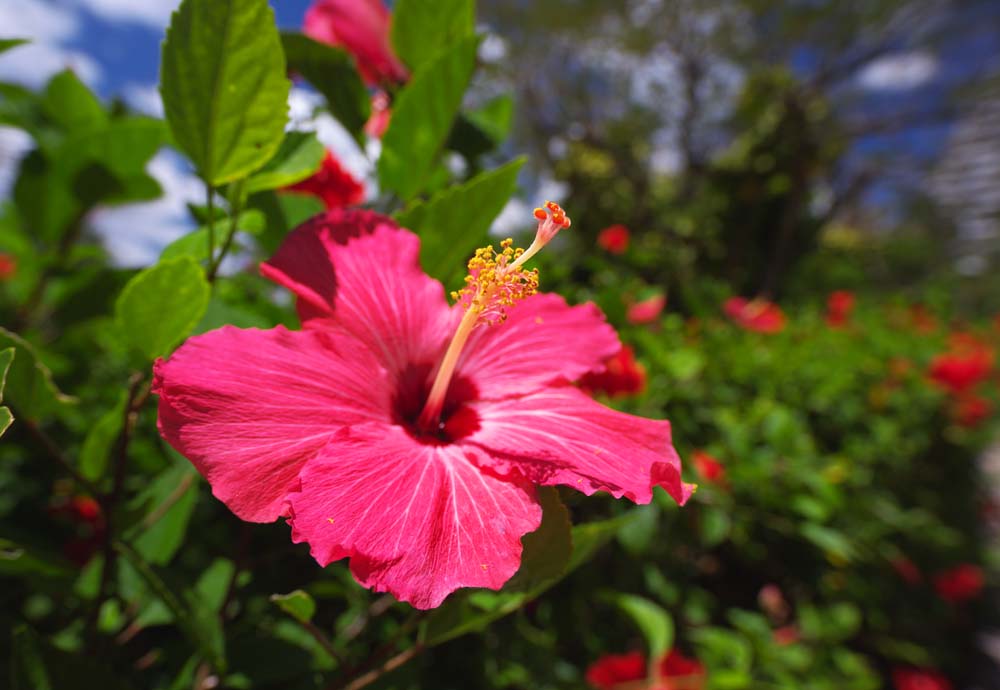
left=417, top=307, right=479, bottom=430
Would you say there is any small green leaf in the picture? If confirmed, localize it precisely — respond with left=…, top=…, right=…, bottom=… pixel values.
left=467, top=95, right=514, bottom=144
left=78, top=392, right=127, bottom=481
left=606, top=593, right=674, bottom=660
left=271, top=590, right=317, bottom=624
left=0, top=328, right=76, bottom=421
left=161, top=0, right=290, bottom=186
left=115, top=541, right=226, bottom=672
left=0, top=38, right=29, bottom=55
left=115, top=257, right=210, bottom=359
left=160, top=210, right=266, bottom=262
left=280, top=33, right=369, bottom=143
left=391, top=0, right=475, bottom=73
left=129, top=462, right=199, bottom=565
left=378, top=36, right=479, bottom=200
left=397, top=157, right=524, bottom=286
left=245, top=132, right=325, bottom=194
left=41, top=70, right=106, bottom=134
left=0, top=347, right=13, bottom=436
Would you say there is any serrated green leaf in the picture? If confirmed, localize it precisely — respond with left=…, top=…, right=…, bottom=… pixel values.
left=280, top=32, right=369, bottom=143
left=161, top=0, right=290, bottom=186
left=396, top=157, right=524, bottom=286
left=0, top=328, right=76, bottom=420
left=115, top=257, right=210, bottom=359
left=271, top=590, right=317, bottom=624
left=245, top=132, right=325, bottom=194
left=379, top=36, right=479, bottom=200
left=391, top=0, right=475, bottom=73
left=606, top=593, right=674, bottom=660
left=79, top=392, right=126, bottom=481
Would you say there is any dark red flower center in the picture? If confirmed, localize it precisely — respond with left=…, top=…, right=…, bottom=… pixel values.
left=392, top=362, right=481, bottom=444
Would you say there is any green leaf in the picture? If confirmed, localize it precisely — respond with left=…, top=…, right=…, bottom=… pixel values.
left=115, top=258, right=210, bottom=359
left=250, top=190, right=325, bottom=254
left=245, top=132, right=325, bottom=194
left=391, top=0, right=475, bottom=73
left=378, top=36, right=479, bottom=200
left=420, top=512, right=627, bottom=647
left=160, top=209, right=266, bottom=262
left=130, top=462, right=199, bottom=565
left=0, top=38, right=29, bottom=55
left=504, top=487, right=572, bottom=592
left=115, top=540, right=226, bottom=672
left=11, top=625, right=135, bottom=690
left=78, top=392, right=126, bottom=481
left=41, top=70, right=107, bottom=135
left=271, top=590, right=317, bottom=624
left=161, top=0, right=290, bottom=186
left=0, top=328, right=76, bottom=420
left=606, top=593, right=674, bottom=660
left=280, top=32, right=369, bottom=143
left=0, top=347, right=13, bottom=437
left=467, top=95, right=514, bottom=144
left=396, top=157, right=524, bottom=286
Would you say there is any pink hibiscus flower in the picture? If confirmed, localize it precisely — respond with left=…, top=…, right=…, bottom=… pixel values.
left=724, top=297, right=786, bottom=334
left=304, top=0, right=408, bottom=87
left=154, top=204, right=690, bottom=609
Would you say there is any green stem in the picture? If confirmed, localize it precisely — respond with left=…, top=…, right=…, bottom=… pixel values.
left=207, top=179, right=245, bottom=282
left=206, top=185, right=216, bottom=267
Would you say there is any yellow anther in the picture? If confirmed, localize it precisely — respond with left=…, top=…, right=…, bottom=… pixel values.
left=452, top=238, right=538, bottom=327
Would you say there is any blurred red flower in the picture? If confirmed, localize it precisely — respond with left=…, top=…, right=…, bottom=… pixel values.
left=627, top=294, right=666, bottom=325
left=951, top=394, right=992, bottom=428
left=724, top=297, right=785, bottom=333
left=284, top=151, right=365, bottom=210
left=0, top=253, right=15, bottom=280
left=933, top=563, right=984, bottom=603
left=825, top=290, right=855, bottom=328
left=364, top=91, right=392, bottom=138
left=891, top=556, right=923, bottom=585
left=597, top=224, right=630, bottom=254
left=579, top=346, right=647, bottom=398
left=692, top=450, right=725, bottom=484
left=304, top=0, right=408, bottom=86
left=773, top=625, right=799, bottom=646
left=928, top=337, right=993, bottom=396
left=892, top=667, right=953, bottom=690
left=586, top=649, right=705, bottom=690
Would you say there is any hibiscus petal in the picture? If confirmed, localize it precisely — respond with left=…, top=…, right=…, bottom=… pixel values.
left=260, top=210, right=455, bottom=374
left=154, top=325, right=390, bottom=523
left=457, top=293, right=620, bottom=399
left=464, top=386, right=693, bottom=506
left=288, top=423, right=542, bottom=609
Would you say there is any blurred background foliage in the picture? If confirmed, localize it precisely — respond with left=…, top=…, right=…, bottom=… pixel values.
left=0, top=0, right=999, bottom=689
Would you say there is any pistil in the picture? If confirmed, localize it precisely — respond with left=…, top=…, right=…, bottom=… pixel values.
left=416, top=203, right=571, bottom=431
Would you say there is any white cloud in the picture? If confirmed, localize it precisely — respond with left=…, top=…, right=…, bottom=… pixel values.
left=90, top=149, right=202, bottom=266
left=0, top=0, right=78, bottom=42
left=858, top=52, right=938, bottom=91
left=123, top=82, right=164, bottom=117
left=0, top=126, right=33, bottom=199
left=71, top=0, right=180, bottom=29
left=0, top=0, right=103, bottom=88
left=287, top=86, right=377, bottom=199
